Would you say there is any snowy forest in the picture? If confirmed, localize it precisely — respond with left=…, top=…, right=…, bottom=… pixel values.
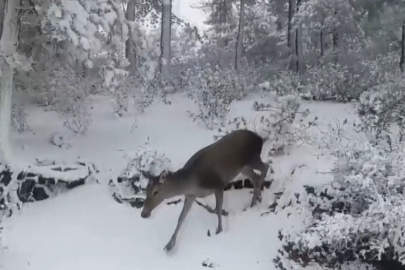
left=0, top=0, right=405, bottom=269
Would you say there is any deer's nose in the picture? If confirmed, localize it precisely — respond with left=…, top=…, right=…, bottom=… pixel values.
left=141, top=211, right=150, bottom=218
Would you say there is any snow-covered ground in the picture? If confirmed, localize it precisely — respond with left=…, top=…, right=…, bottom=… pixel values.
left=2, top=92, right=361, bottom=270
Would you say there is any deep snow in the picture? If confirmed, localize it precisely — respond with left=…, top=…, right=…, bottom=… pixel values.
left=1, top=92, right=361, bottom=270
left=2, top=183, right=299, bottom=270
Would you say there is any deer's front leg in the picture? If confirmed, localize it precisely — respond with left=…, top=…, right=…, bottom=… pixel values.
left=164, top=195, right=195, bottom=252
left=214, top=189, right=224, bottom=234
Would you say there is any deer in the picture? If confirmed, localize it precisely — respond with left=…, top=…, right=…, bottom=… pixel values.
left=140, top=129, right=270, bottom=252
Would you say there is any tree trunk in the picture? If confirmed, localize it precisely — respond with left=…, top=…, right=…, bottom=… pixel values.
left=218, top=0, right=231, bottom=48
left=82, top=52, right=91, bottom=78
left=332, top=30, right=338, bottom=64
left=235, top=0, right=245, bottom=71
left=295, top=28, right=299, bottom=72
left=400, top=20, right=405, bottom=73
left=295, top=0, right=301, bottom=73
left=287, top=0, right=293, bottom=48
left=0, top=0, right=21, bottom=162
left=160, top=0, right=172, bottom=88
left=0, top=0, right=5, bottom=38
left=320, top=29, right=324, bottom=58
left=125, top=0, right=136, bottom=72
left=332, top=11, right=338, bottom=65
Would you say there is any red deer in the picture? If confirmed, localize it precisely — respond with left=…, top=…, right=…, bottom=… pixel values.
left=140, top=129, right=269, bottom=251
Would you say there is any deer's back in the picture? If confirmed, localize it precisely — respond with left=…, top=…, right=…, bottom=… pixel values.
left=186, top=130, right=264, bottom=189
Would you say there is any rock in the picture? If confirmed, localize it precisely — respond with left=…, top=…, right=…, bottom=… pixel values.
left=66, top=178, right=86, bottom=189
left=0, top=161, right=97, bottom=214
left=18, top=179, right=37, bottom=202
left=224, top=179, right=273, bottom=191
left=129, top=198, right=145, bottom=208
left=0, top=170, right=12, bottom=186
left=33, top=186, right=50, bottom=201
left=38, top=176, right=56, bottom=186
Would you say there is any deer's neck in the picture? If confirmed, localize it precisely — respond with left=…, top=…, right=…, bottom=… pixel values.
left=167, top=168, right=194, bottom=197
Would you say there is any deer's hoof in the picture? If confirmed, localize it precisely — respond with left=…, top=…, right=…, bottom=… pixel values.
left=164, top=240, right=176, bottom=252
left=250, top=199, right=257, bottom=208
left=251, top=195, right=262, bottom=208
left=216, top=227, right=223, bottom=235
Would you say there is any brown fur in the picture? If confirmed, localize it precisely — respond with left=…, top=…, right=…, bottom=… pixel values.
left=187, top=130, right=264, bottom=189
left=140, top=129, right=269, bottom=252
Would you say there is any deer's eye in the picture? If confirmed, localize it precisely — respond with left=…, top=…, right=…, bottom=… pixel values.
left=153, top=190, right=158, bottom=196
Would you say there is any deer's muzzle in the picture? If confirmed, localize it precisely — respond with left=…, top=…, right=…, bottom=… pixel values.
left=141, top=210, right=151, bottom=218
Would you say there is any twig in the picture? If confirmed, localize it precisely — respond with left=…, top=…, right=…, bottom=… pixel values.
left=316, top=170, right=333, bottom=174
left=291, top=164, right=306, bottom=176
left=261, top=201, right=278, bottom=216
left=167, top=199, right=181, bottom=205
left=195, top=199, right=229, bottom=216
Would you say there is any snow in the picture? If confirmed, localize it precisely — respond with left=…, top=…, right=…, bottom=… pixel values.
left=2, top=183, right=298, bottom=270
left=173, top=0, right=209, bottom=31
left=9, top=94, right=214, bottom=177
left=1, top=92, right=360, bottom=270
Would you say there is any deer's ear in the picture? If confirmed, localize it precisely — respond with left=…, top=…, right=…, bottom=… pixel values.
left=159, top=170, right=169, bottom=183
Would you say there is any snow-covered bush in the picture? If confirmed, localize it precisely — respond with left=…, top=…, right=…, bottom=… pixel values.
left=187, top=65, right=256, bottom=130
left=276, top=141, right=405, bottom=269
left=361, top=52, right=402, bottom=91
left=303, top=63, right=358, bottom=102
left=214, top=94, right=316, bottom=162
left=110, top=75, right=143, bottom=118
left=254, top=96, right=316, bottom=160
left=122, top=139, right=172, bottom=179
left=261, top=70, right=302, bottom=97
left=170, top=24, right=202, bottom=91
left=111, top=87, right=130, bottom=117
left=40, top=66, right=93, bottom=134
left=213, top=116, right=249, bottom=141
left=42, top=0, right=133, bottom=89
left=99, top=60, right=129, bottom=89
left=332, top=142, right=399, bottom=214
left=301, top=51, right=402, bottom=103
left=11, top=103, right=29, bottom=133
left=133, top=76, right=159, bottom=114
left=63, top=100, right=92, bottom=134
left=358, top=75, right=405, bottom=151
left=260, top=95, right=312, bottom=142
left=39, top=0, right=153, bottom=122
left=110, top=139, right=172, bottom=207
left=92, top=71, right=157, bottom=119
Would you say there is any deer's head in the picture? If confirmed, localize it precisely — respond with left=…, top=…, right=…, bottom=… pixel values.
left=140, top=170, right=173, bottom=218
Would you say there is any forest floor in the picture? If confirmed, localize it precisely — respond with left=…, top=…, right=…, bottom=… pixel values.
left=2, top=92, right=362, bottom=270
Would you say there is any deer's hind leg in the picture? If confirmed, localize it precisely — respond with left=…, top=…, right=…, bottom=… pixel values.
left=242, top=159, right=270, bottom=207
left=253, top=158, right=270, bottom=204
left=214, top=189, right=224, bottom=234
left=241, top=166, right=262, bottom=207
